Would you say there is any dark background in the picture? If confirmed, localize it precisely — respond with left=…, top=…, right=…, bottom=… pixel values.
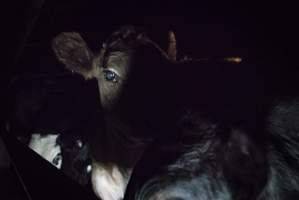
left=2, top=0, right=298, bottom=122
left=1, top=1, right=299, bottom=199
left=3, top=1, right=299, bottom=74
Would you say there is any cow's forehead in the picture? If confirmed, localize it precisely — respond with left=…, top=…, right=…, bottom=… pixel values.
left=104, top=39, right=138, bottom=54
left=103, top=25, right=138, bottom=47
left=94, top=47, right=132, bottom=77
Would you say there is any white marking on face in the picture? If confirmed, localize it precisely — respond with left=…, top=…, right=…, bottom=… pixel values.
left=28, top=134, right=62, bottom=169
left=91, top=161, right=132, bottom=200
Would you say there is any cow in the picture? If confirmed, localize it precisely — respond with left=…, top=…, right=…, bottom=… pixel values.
left=26, top=132, right=92, bottom=185
left=28, top=133, right=63, bottom=169
left=7, top=74, right=94, bottom=186
left=124, top=97, right=299, bottom=200
left=52, top=25, right=274, bottom=200
left=52, top=26, right=178, bottom=200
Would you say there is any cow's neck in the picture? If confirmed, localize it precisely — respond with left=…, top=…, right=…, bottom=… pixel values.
left=92, top=115, right=147, bottom=170
left=90, top=115, right=147, bottom=200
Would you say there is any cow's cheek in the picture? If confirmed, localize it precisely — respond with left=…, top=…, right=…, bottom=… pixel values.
left=97, top=78, right=123, bottom=111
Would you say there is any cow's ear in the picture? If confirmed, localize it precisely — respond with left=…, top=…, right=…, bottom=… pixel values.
left=52, top=32, right=94, bottom=79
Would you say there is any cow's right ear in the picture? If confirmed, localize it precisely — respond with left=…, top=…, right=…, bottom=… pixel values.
left=52, top=32, right=95, bottom=79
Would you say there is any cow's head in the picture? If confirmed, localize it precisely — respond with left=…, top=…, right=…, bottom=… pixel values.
left=52, top=25, right=175, bottom=143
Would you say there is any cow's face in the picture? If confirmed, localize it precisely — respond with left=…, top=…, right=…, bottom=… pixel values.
left=52, top=27, right=145, bottom=110
left=52, top=26, right=172, bottom=141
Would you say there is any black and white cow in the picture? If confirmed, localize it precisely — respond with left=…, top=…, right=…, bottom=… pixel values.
left=26, top=132, right=92, bottom=185
left=8, top=74, right=94, bottom=186
left=28, top=133, right=63, bottom=169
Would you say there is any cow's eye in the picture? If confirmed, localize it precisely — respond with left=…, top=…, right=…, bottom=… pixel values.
left=103, top=69, right=119, bottom=82
left=52, top=153, right=62, bottom=166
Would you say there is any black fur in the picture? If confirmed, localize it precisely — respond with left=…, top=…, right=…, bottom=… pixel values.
left=51, top=25, right=299, bottom=200
left=111, top=26, right=299, bottom=200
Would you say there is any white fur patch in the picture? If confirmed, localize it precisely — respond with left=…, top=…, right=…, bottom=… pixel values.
left=91, top=161, right=131, bottom=200
left=28, top=134, right=62, bottom=169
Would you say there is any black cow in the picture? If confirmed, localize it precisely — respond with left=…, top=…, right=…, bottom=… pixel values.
left=124, top=96, right=299, bottom=200
left=51, top=25, right=299, bottom=200
left=52, top=25, right=281, bottom=200
left=52, top=26, right=178, bottom=200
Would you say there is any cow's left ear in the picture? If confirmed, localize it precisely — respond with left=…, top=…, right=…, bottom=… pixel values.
left=52, top=32, right=94, bottom=79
